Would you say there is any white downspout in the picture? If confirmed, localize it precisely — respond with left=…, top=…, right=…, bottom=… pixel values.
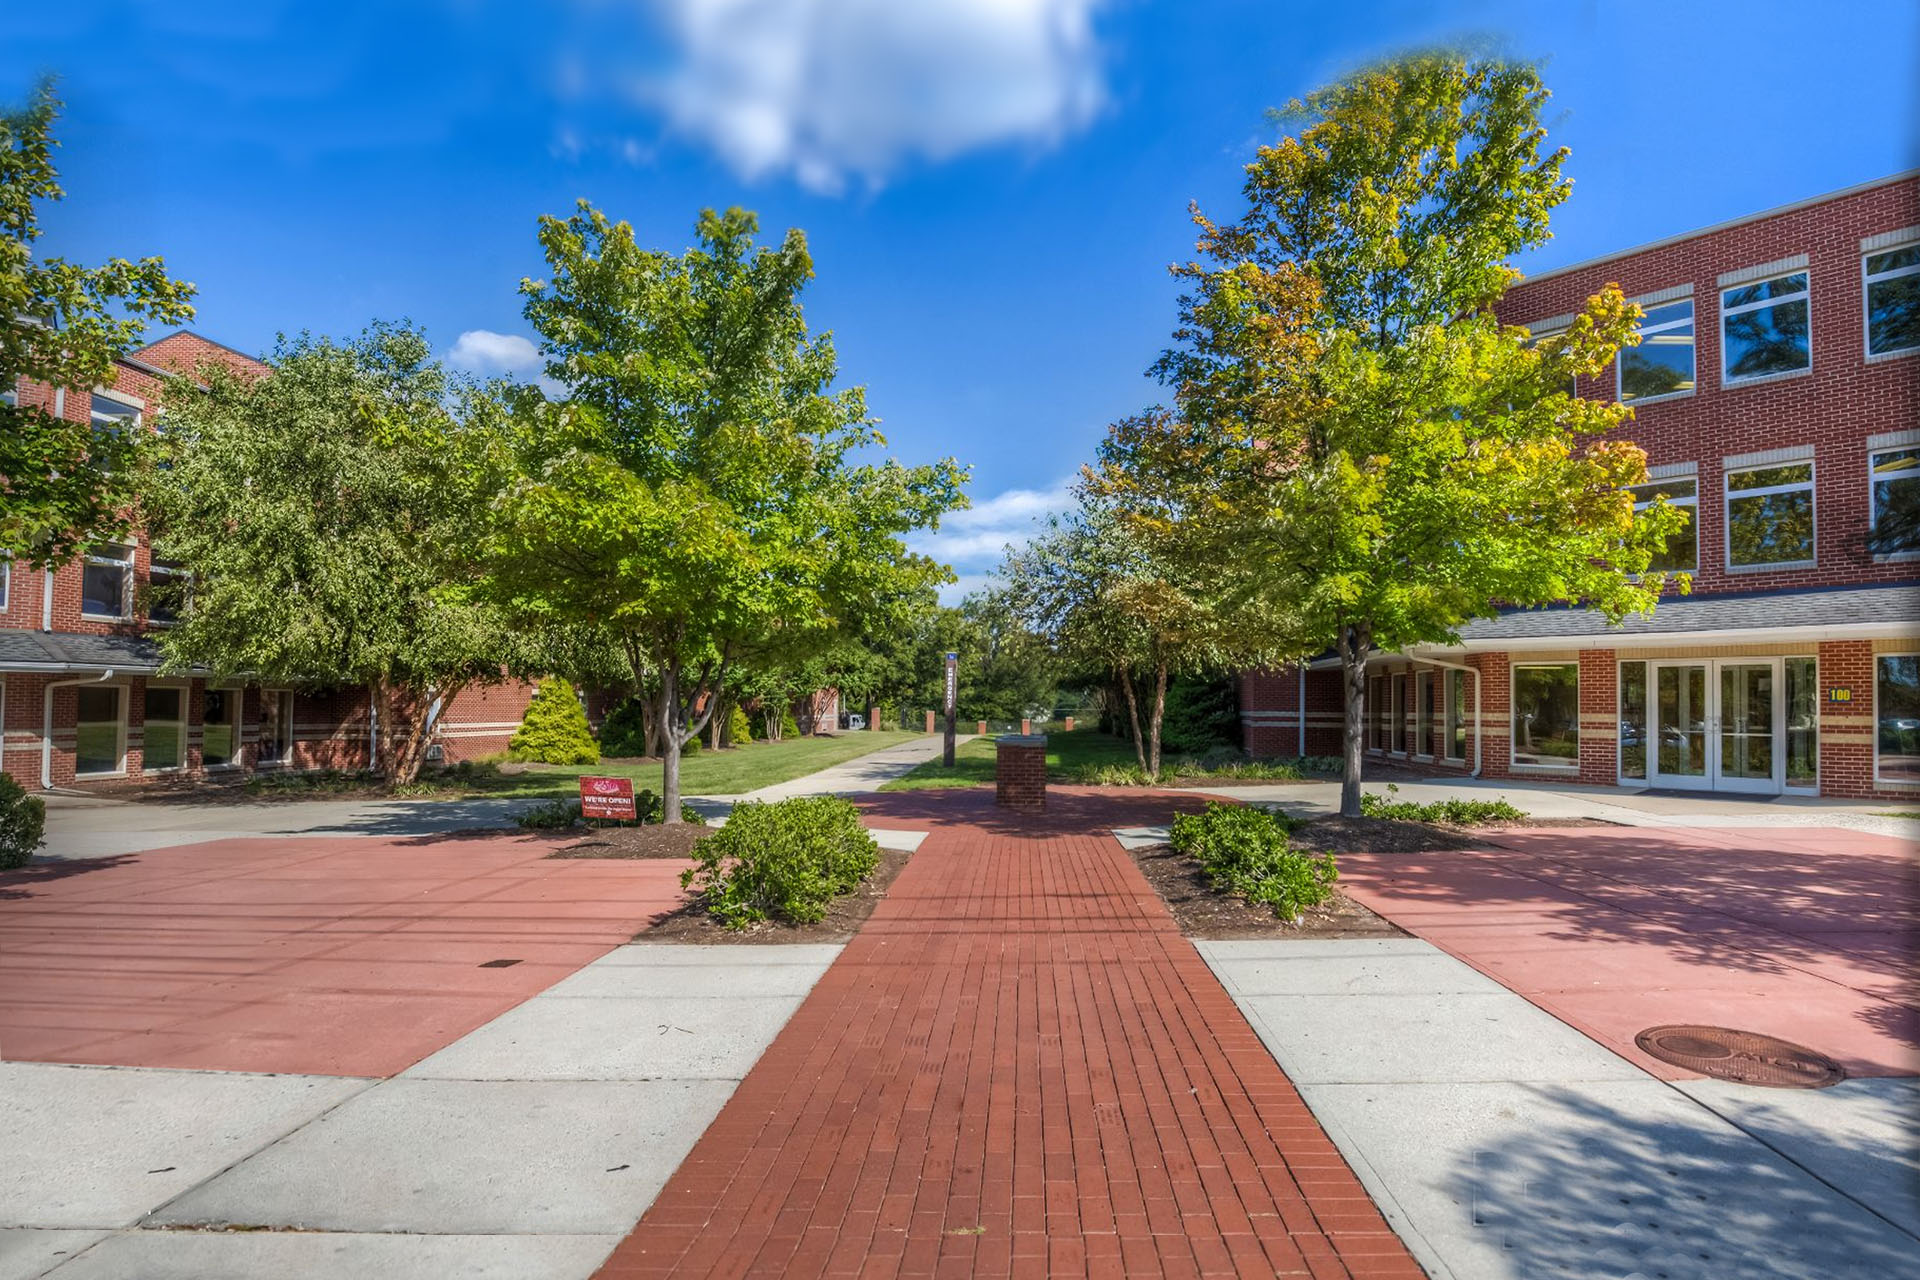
left=43, top=670, right=114, bottom=790
left=1296, top=665, right=1306, bottom=758
left=1412, top=654, right=1483, bottom=779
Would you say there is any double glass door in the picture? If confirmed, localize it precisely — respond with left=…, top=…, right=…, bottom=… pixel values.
left=1647, top=659, right=1782, bottom=793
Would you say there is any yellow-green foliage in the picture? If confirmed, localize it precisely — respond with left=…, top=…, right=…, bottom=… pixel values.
left=508, top=678, right=600, bottom=765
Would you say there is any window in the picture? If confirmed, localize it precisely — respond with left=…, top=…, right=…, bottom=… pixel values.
left=203, top=686, right=239, bottom=768
left=1721, top=271, right=1810, bottom=383
left=147, top=560, right=191, bottom=624
left=1389, top=675, right=1405, bottom=753
left=1415, top=671, right=1433, bottom=757
left=1876, top=655, right=1920, bottom=787
left=81, top=542, right=134, bottom=618
left=1870, top=447, right=1920, bottom=557
left=1865, top=244, right=1920, bottom=358
left=1619, top=661, right=1648, bottom=781
left=1785, top=657, right=1817, bottom=788
left=1619, top=300, right=1695, bottom=402
left=260, top=689, right=295, bottom=765
left=0, top=555, right=9, bottom=612
left=89, top=391, right=141, bottom=437
left=1726, top=461, right=1815, bottom=569
left=143, top=685, right=186, bottom=772
left=1628, top=477, right=1698, bottom=574
left=1444, top=670, right=1467, bottom=761
left=1368, top=676, right=1384, bottom=750
left=75, top=685, right=124, bottom=776
left=1512, top=664, right=1579, bottom=770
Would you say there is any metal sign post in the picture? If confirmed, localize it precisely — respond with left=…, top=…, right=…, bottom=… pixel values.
left=943, top=651, right=958, bottom=767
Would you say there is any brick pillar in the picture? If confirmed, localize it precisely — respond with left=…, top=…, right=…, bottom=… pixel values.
left=1818, top=640, right=1875, bottom=797
left=995, top=734, right=1047, bottom=812
left=1577, top=650, right=1618, bottom=786
left=976, top=720, right=987, bottom=736
left=868, top=706, right=880, bottom=732
left=924, top=710, right=935, bottom=734
left=1063, top=716, right=1075, bottom=732
left=1020, top=718, right=1031, bottom=735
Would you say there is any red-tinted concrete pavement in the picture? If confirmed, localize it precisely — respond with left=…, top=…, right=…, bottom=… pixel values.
left=596, top=790, right=1423, bottom=1280
left=0, top=834, right=693, bottom=1076
left=1337, top=824, right=1920, bottom=1080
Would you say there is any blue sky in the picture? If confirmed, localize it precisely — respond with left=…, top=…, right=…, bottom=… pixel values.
left=5, top=1, right=1916, bottom=598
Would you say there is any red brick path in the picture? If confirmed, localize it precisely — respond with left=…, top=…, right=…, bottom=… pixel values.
left=596, top=790, right=1423, bottom=1279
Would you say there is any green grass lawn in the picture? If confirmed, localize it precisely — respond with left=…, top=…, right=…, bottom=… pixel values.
left=442, top=729, right=929, bottom=800
left=879, top=729, right=1139, bottom=790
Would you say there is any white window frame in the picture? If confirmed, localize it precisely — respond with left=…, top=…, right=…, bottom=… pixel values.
left=80, top=540, right=136, bottom=620
left=258, top=688, right=295, bottom=767
left=1443, top=670, right=1467, bottom=762
left=1874, top=652, right=1920, bottom=790
left=1869, top=445, right=1920, bottom=561
left=74, top=683, right=128, bottom=778
left=146, top=559, right=192, bottom=625
left=1511, top=662, right=1580, bottom=773
left=88, top=387, right=143, bottom=434
left=1617, top=298, right=1696, bottom=405
left=1863, top=241, right=1920, bottom=361
left=1628, top=475, right=1699, bottom=575
left=142, top=681, right=189, bottom=774
left=201, top=683, right=243, bottom=770
left=1724, top=458, right=1817, bottom=572
left=0, top=554, right=9, bottom=613
left=1720, top=269, right=1812, bottom=387
left=1784, top=655, right=1820, bottom=794
left=1617, top=659, right=1649, bottom=785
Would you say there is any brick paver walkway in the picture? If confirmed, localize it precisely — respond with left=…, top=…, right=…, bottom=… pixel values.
left=596, top=790, right=1422, bottom=1279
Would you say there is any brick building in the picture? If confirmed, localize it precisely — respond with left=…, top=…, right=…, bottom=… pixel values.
left=1239, top=172, right=1920, bottom=800
left=1, top=332, right=533, bottom=791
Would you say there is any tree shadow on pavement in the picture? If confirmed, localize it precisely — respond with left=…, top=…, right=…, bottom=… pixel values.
left=0, top=854, right=139, bottom=900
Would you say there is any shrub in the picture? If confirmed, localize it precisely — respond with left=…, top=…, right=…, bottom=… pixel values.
left=781, top=706, right=801, bottom=739
left=634, top=789, right=708, bottom=826
left=680, top=795, right=878, bottom=927
left=509, top=679, right=600, bottom=765
left=1168, top=801, right=1336, bottom=922
left=1161, top=677, right=1241, bottom=754
left=727, top=705, right=754, bottom=747
left=516, top=798, right=581, bottom=829
left=0, top=774, right=46, bottom=870
left=1359, top=784, right=1527, bottom=825
left=597, top=698, right=651, bottom=758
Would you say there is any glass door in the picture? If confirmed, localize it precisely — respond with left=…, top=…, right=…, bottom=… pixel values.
left=1715, top=660, right=1782, bottom=793
left=1650, top=663, right=1710, bottom=789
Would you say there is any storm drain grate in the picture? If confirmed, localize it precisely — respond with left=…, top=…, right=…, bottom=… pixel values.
left=1634, top=1025, right=1845, bottom=1088
left=478, top=958, right=523, bottom=969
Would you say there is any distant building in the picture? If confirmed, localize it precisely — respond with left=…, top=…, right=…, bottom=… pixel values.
left=1, top=333, right=531, bottom=790
left=1239, top=172, right=1920, bottom=799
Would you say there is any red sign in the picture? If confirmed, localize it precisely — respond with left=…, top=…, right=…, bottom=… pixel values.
left=578, top=775, right=637, bottom=821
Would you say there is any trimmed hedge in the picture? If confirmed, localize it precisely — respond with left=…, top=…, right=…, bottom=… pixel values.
left=508, top=678, right=600, bottom=765
left=680, top=795, right=879, bottom=927
left=1359, top=784, right=1526, bottom=824
left=1169, top=800, right=1337, bottom=922
left=0, top=774, right=46, bottom=870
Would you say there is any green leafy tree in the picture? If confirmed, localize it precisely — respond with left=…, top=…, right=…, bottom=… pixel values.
left=2, top=79, right=195, bottom=564
left=509, top=678, right=600, bottom=765
left=143, top=325, right=529, bottom=785
left=469, top=205, right=965, bottom=820
left=1150, top=53, right=1688, bottom=816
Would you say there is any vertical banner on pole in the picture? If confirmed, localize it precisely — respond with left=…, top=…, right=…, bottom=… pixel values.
left=943, top=651, right=958, bottom=767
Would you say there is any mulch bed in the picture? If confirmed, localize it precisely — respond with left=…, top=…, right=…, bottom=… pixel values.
left=1126, top=841, right=1404, bottom=940
left=548, top=822, right=711, bottom=860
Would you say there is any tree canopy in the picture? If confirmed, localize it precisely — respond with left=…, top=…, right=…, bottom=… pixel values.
left=1147, top=52, right=1689, bottom=815
left=1, top=78, right=195, bottom=564
left=467, top=204, right=966, bottom=819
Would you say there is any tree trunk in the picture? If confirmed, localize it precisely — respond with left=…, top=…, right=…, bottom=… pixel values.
left=658, top=663, right=683, bottom=824
left=708, top=696, right=726, bottom=750
left=1119, top=665, right=1148, bottom=774
left=1339, top=623, right=1371, bottom=819
left=1148, top=660, right=1168, bottom=782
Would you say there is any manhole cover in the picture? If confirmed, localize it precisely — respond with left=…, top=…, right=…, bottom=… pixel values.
left=1634, top=1025, right=1845, bottom=1088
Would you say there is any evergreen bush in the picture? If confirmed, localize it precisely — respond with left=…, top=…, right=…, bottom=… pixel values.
left=680, top=796, right=878, bottom=927
left=597, top=698, right=650, bottom=758
left=0, top=774, right=46, bottom=870
left=508, top=678, right=600, bottom=765
left=727, top=705, right=754, bottom=746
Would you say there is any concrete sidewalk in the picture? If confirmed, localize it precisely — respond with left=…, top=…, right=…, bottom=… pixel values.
left=721, top=732, right=967, bottom=803
left=5, top=945, right=841, bottom=1280
left=1200, top=938, right=1920, bottom=1280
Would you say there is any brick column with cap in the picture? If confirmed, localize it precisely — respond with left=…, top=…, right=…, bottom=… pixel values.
left=995, top=734, right=1047, bottom=812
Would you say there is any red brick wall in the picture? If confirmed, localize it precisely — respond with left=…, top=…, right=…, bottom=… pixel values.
left=1500, top=175, right=1920, bottom=597
left=1578, top=650, right=1619, bottom=786
left=994, top=739, right=1047, bottom=811
left=436, top=681, right=538, bottom=763
left=1819, top=640, right=1878, bottom=798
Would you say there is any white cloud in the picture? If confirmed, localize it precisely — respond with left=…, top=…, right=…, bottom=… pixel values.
left=912, top=475, right=1076, bottom=604
left=631, top=0, right=1108, bottom=192
left=446, top=329, right=542, bottom=376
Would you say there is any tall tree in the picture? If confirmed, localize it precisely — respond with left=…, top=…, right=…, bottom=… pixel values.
left=143, top=325, right=529, bottom=785
left=1152, top=53, right=1688, bottom=816
left=471, top=205, right=965, bottom=820
left=1, top=78, right=195, bottom=563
